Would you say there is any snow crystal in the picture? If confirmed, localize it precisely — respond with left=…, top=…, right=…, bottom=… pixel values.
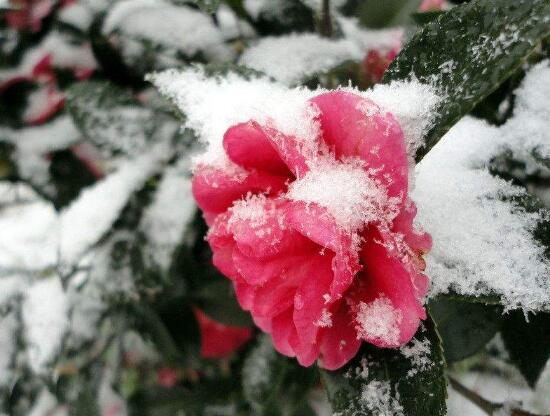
left=148, top=67, right=321, bottom=169
left=140, top=158, right=196, bottom=269
left=355, top=297, right=402, bottom=344
left=315, top=308, right=333, bottom=327
left=59, top=144, right=170, bottom=265
left=103, top=0, right=234, bottom=62
left=364, top=80, right=441, bottom=156
left=150, top=66, right=439, bottom=172
left=416, top=115, right=550, bottom=311
left=400, top=337, right=433, bottom=377
left=360, top=380, right=404, bottom=416
left=229, top=193, right=271, bottom=228
left=22, top=277, right=69, bottom=374
left=287, top=157, right=398, bottom=232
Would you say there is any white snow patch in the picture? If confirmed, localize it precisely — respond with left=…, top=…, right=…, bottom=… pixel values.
left=240, top=20, right=402, bottom=86
left=150, top=66, right=438, bottom=173
left=140, top=158, right=196, bottom=269
left=287, top=157, right=399, bottom=232
left=240, top=34, right=360, bottom=86
left=0, top=198, right=58, bottom=271
left=400, top=337, right=433, bottom=377
left=505, top=61, right=550, bottom=162
left=364, top=80, right=441, bottom=156
left=416, top=115, right=550, bottom=311
left=22, top=277, right=69, bottom=374
left=355, top=297, right=402, bottom=344
left=58, top=2, right=94, bottom=30
left=148, top=68, right=321, bottom=169
left=360, top=380, right=404, bottom=416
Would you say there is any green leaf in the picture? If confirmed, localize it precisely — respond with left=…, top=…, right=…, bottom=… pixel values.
left=193, top=280, right=253, bottom=327
left=429, top=296, right=503, bottom=362
left=248, top=0, right=315, bottom=36
left=320, top=316, right=446, bottom=416
left=69, top=388, right=100, bottom=416
left=411, top=10, right=445, bottom=26
left=501, top=311, right=550, bottom=388
left=129, top=386, right=205, bottom=416
left=349, top=0, right=422, bottom=28
left=385, top=0, right=550, bottom=161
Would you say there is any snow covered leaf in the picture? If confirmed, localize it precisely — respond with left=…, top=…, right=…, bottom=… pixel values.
left=417, top=63, right=550, bottom=313
left=185, top=0, right=221, bottom=13
left=66, top=80, right=159, bottom=156
left=59, top=146, right=170, bottom=265
left=429, top=296, right=503, bottom=363
left=501, top=311, right=550, bottom=388
left=100, top=0, right=234, bottom=76
left=239, top=23, right=402, bottom=86
left=320, top=317, right=446, bottom=416
left=385, top=0, right=550, bottom=161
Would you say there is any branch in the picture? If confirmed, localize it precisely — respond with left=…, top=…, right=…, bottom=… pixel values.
left=319, top=0, right=333, bottom=38
left=449, top=377, right=541, bottom=416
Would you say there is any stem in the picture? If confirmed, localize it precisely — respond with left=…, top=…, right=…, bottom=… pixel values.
left=319, top=0, right=333, bottom=38
left=449, top=377, right=498, bottom=415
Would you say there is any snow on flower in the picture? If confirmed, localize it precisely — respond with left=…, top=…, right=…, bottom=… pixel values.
left=182, top=85, right=431, bottom=369
left=193, top=308, right=252, bottom=358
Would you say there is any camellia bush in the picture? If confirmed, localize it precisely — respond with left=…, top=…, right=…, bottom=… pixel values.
left=1, top=0, right=550, bottom=415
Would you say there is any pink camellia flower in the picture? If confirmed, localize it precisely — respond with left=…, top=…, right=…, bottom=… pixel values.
left=363, top=47, right=400, bottom=84
left=193, top=91, right=431, bottom=370
left=156, top=367, right=180, bottom=388
left=4, top=0, right=55, bottom=32
left=193, top=308, right=252, bottom=358
left=418, top=0, right=446, bottom=12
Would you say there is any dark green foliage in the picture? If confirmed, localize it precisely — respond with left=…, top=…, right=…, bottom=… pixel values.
left=385, top=0, right=550, bottom=161
left=429, top=296, right=503, bottom=362
left=49, top=150, right=98, bottom=209
left=501, top=311, right=550, bottom=388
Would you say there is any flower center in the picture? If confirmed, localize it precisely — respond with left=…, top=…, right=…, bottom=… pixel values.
left=286, top=158, right=397, bottom=233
